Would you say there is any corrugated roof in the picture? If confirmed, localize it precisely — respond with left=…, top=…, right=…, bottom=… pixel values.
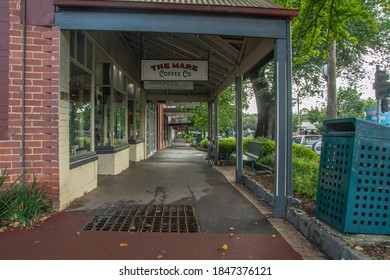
left=54, top=0, right=298, bottom=19
left=114, top=0, right=283, bottom=9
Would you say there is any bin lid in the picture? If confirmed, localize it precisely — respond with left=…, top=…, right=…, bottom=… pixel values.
left=323, top=117, right=390, bottom=139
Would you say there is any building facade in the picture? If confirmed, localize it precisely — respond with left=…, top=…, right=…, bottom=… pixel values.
left=0, top=0, right=163, bottom=210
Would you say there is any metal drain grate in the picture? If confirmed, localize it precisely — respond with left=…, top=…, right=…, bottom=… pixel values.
left=83, top=204, right=199, bottom=233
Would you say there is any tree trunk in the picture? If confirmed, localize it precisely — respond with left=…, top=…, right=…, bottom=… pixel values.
left=250, top=68, right=274, bottom=138
left=267, top=104, right=275, bottom=139
left=327, top=41, right=337, bottom=119
left=254, top=92, right=270, bottom=137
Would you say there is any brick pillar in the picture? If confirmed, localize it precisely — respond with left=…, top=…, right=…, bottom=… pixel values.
left=0, top=0, right=61, bottom=209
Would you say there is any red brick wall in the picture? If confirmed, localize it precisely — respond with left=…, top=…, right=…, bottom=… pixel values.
left=0, top=0, right=10, bottom=140
left=1, top=0, right=60, bottom=209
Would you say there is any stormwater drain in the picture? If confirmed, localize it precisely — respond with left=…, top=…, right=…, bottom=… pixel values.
left=83, top=204, right=199, bottom=233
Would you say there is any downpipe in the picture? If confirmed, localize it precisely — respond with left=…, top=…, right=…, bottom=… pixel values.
left=21, top=0, right=27, bottom=184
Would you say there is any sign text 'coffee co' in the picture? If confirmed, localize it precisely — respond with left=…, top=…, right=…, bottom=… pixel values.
left=141, top=60, right=208, bottom=81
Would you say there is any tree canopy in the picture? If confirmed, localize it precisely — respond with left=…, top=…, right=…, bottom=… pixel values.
left=275, top=0, right=390, bottom=97
left=306, top=86, right=377, bottom=131
left=187, top=85, right=250, bottom=135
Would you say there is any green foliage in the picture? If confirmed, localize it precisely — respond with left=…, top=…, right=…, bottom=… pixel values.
left=307, top=86, right=378, bottom=132
left=187, top=84, right=250, bottom=133
left=255, top=138, right=319, bottom=198
left=243, top=113, right=258, bottom=132
left=307, top=106, right=327, bottom=132
left=275, top=0, right=390, bottom=105
left=200, top=137, right=260, bottom=159
left=260, top=140, right=275, bottom=157
left=200, top=138, right=208, bottom=149
left=0, top=174, right=51, bottom=227
left=292, top=144, right=319, bottom=160
left=259, top=154, right=275, bottom=167
left=292, top=157, right=319, bottom=199
left=218, top=138, right=236, bottom=160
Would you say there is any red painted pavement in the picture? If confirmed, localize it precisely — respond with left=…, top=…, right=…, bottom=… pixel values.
left=0, top=211, right=302, bottom=260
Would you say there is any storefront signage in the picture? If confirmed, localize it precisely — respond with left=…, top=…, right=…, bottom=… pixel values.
left=144, top=81, right=194, bottom=90
left=141, top=60, right=208, bottom=81
left=165, top=102, right=200, bottom=107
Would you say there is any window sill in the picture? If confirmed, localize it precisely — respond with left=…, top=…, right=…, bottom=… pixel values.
left=128, top=139, right=144, bottom=144
left=95, top=143, right=129, bottom=154
left=70, top=152, right=98, bottom=170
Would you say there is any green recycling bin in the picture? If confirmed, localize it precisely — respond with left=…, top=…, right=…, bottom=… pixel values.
left=315, top=118, right=390, bottom=234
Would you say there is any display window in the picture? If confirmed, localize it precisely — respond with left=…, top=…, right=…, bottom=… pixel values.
left=69, top=63, right=92, bottom=156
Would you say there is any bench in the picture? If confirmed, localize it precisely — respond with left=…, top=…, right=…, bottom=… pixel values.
left=231, top=141, right=264, bottom=171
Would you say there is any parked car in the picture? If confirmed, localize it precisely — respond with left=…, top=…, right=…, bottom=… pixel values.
left=292, top=135, right=322, bottom=155
left=312, top=139, right=322, bottom=156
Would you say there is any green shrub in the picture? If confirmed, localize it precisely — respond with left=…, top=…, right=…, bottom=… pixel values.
left=292, top=157, right=319, bottom=199
left=185, top=136, right=195, bottom=143
left=259, top=154, right=275, bottom=167
left=218, top=138, right=236, bottom=160
left=254, top=138, right=319, bottom=198
left=200, top=138, right=208, bottom=149
left=292, top=144, right=319, bottom=160
left=261, top=140, right=275, bottom=157
left=0, top=174, right=51, bottom=227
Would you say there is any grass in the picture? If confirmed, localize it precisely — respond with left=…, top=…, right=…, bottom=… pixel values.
left=0, top=173, right=52, bottom=227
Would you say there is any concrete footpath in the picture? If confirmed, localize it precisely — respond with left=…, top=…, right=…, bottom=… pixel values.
left=0, top=141, right=325, bottom=260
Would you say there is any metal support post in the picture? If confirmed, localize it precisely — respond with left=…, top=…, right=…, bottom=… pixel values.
left=235, top=75, right=243, bottom=183
left=208, top=102, right=213, bottom=140
left=274, top=37, right=292, bottom=218
left=213, top=97, right=218, bottom=164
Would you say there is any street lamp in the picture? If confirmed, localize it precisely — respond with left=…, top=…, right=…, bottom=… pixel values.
left=321, top=62, right=328, bottom=79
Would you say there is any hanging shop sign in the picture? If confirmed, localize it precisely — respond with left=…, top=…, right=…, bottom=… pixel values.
left=141, top=60, right=208, bottom=81
left=165, top=101, right=200, bottom=107
left=144, top=81, right=194, bottom=90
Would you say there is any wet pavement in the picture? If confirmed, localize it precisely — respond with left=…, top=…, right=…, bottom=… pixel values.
left=0, top=140, right=306, bottom=260
left=67, top=141, right=275, bottom=234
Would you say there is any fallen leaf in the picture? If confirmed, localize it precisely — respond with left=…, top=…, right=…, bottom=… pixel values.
left=355, top=246, right=364, bottom=251
left=119, top=243, right=129, bottom=247
left=34, top=240, right=41, bottom=244
left=218, top=244, right=228, bottom=251
left=10, top=222, right=20, bottom=229
left=0, top=227, right=5, bottom=233
left=272, top=235, right=276, bottom=238
left=39, top=216, right=50, bottom=223
left=157, top=255, right=164, bottom=259
left=229, top=233, right=234, bottom=237
left=76, top=231, right=81, bottom=235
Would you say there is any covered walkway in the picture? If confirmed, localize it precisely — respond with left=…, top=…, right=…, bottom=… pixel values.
left=0, top=143, right=325, bottom=260
left=67, top=139, right=276, bottom=234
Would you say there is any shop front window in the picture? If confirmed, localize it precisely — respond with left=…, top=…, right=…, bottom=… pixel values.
left=69, top=63, right=92, bottom=157
left=95, top=87, right=111, bottom=146
left=114, top=90, right=126, bottom=145
left=128, top=85, right=143, bottom=143
left=135, top=102, right=142, bottom=140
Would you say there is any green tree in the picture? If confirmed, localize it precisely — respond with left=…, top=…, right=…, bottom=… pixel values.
left=243, top=113, right=258, bottom=132
left=337, top=87, right=365, bottom=118
left=188, top=84, right=249, bottom=136
left=307, top=87, right=377, bottom=131
left=307, top=107, right=327, bottom=132
left=275, top=0, right=389, bottom=116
